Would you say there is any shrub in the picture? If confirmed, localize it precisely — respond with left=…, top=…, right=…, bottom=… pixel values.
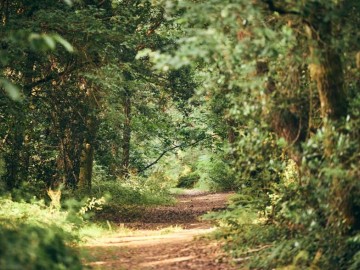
left=176, top=172, right=200, bottom=188
left=0, top=198, right=77, bottom=233
left=210, top=115, right=360, bottom=270
left=0, top=224, right=83, bottom=270
left=89, top=171, right=174, bottom=207
left=0, top=197, right=85, bottom=270
left=207, top=158, right=237, bottom=191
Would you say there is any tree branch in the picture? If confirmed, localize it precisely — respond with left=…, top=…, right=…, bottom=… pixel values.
left=262, top=0, right=300, bottom=16
left=138, top=137, right=207, bottom=174
left=26, top=71, right=67, bottom=89
left=25, top=61, right=91, bottom=89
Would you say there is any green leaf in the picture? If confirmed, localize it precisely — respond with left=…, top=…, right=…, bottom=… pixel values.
left=136, top=49, right=153, bottom=59
left=63, top=0, right=73, bottom=6
left=53, top=35, right=74, bottom=53
left=0, top=78, right=21, bottom=101
left=43, top=35, right=56, bottom=50
left=28, top=33, right=41, bottom=41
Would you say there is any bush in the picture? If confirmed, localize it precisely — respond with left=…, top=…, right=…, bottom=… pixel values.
left=176, top=172, right=200, bottom=188
left=0, top=198, right=78, bottom=234
left=0, top=197, right=86, bottom=270
left=207, top=158, right=237, bottom=191
left=0, top=224, right=83, bottom=270
left=89, top=171, right=174, bottom=207
left=210, top=115, right=360, bottom=269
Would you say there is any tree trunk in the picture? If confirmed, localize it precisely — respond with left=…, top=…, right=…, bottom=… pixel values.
left=121, top=90, right=132, bottom=178
left=227, top=119, right=236, bottom=144
left=78, top=87, right=98, bottom=191
left=308, top=47, right=347, bottom=121
left=4, top=53, right=34, bottom=190
left=78, top=142, right=94, bottom=191
left=5, top=122, right=24, bottom=189
left=307, top=21, right=352, bottom=229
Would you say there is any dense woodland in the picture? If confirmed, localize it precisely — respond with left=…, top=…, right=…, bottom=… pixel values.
left=0, top=0, right=359, bottom=269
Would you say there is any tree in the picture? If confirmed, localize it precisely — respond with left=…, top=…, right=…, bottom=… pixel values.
left=0, top=0, right=203, bottom=193
left=145, top=0, right=360, bottom=268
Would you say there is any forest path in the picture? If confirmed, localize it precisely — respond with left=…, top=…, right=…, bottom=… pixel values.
left=82, top=191, right=237, bottom=270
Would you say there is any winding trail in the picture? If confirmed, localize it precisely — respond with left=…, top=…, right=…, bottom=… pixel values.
left=83, top=191, right=236, bottom=270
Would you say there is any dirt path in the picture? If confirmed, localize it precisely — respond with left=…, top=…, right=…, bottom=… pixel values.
left=83, top=192, right=236, bottom=270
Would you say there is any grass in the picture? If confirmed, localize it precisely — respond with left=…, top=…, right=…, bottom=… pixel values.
left=88, top=180, right=175, bottom=206
left=169, top=187, right=210, bottom=195
left=169, top=187, right=188, bottom=194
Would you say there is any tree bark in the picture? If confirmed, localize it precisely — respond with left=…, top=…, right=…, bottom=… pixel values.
left=308, top=47, right=347, bottom=121
left=227, top=119, right=236, bottom=144
left=307, top=20, right=352, bottom=229
left=4, top=122, right=24, bottom=189
left=78, top=87, right=98, bottom=191
left=121, top=90, right=132, bottom=178
left=78, top=142, right=94, bottom=191
left=4, top=52, right=34, bottom=189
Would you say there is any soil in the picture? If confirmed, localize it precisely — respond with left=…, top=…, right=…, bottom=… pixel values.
left=82, top=191, right=237, bottom=270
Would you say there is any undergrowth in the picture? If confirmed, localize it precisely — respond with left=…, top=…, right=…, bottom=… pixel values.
left=88, top=167, right=175, bottom=207
left=207, top=114, right=360, bottom=269
left=0, top=168, right=177, bottom=268
left=0, top=196, right=90, bottom=269
left=89, top=180, right=174, bottom=207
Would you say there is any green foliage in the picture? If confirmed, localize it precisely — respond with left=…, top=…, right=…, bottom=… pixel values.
left=1, top=0, right=194, bottom=192
left=0, top=78, right=21, bottom=101
left=204, top=154, right=236, bottom=191
left=78, top=196, right=106, bottom=216
left=6, top=181, right=48, bottom=202
left=1, top=0, right=360, bottom=269
left=91, top=181, right=172, bottom=207
left=149, top=1, right=360, bottom=269
left=89, top=169, right=174, bottom=207
left=0, top=196, right=86, bottom=269
left=176, top=172, right=200, bottom=188
left=243, top=228, right=360, bottom=270
left=0, top=224, right=83, bottom=270
left=207, top=115, right=360, bottom=269
left=0, top=198, right=78, bottom=233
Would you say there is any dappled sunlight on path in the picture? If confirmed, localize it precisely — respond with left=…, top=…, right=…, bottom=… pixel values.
left=83, top=192, right=236, bottom=270
left=85, top=228, right=215, bottom=248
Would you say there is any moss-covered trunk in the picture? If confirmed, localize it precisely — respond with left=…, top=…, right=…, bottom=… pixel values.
left=78, top=142, right=94, bottom=191
left=307, top=20, right=353, bottom=229
left=78, top=87, right=98, bottom=191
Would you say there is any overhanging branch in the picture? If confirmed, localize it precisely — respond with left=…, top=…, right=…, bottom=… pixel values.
left=138, top=137, right=207, bottom=174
